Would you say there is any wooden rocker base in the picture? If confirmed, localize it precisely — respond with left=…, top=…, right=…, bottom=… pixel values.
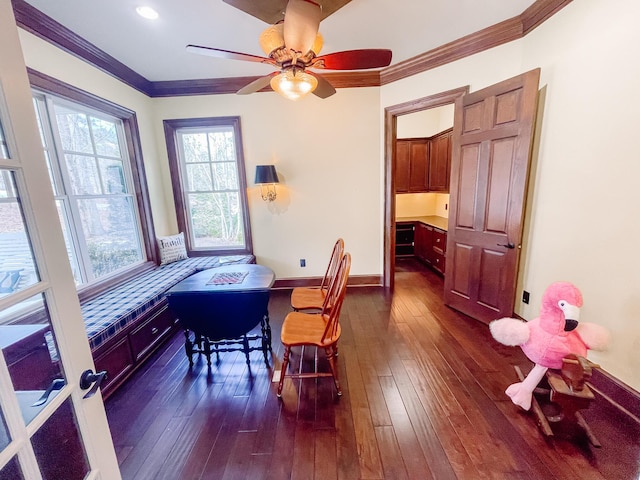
left=514, top=357, right=601, bottom=448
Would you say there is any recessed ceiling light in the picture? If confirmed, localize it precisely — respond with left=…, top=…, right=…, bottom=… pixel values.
left=136, top=6, right=159, bottom=20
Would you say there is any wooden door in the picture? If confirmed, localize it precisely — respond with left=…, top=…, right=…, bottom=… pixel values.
left=444, top=69, right=540, bottom=324
left=0, top=3, right=121, bottom=478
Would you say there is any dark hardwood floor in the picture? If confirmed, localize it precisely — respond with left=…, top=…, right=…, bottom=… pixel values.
left=105, top=258, right=640, bottom=479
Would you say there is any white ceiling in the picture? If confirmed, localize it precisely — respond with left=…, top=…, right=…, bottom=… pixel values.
left=24, top=0, right=537, bottom=82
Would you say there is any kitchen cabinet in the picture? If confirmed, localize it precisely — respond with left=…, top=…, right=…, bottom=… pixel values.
left=395, top=222, right=415, bottom=256
left=428, top=128, right=452, bottom=192
left=431, top=227, right=447, bottom=274
left=414, top=222, right=433, bottom=263
left=414, top=223, right=447, bottom=275
left=395, top=139, right=429, bottom=193
left=396, top=128, right=452, bottom=193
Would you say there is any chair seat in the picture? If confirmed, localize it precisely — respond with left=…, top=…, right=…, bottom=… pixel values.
left=280, top=311, right=341, bottom=347
left=290, top=287, right=326, bottom=311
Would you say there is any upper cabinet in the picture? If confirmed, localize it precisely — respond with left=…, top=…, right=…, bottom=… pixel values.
left=428, top=128, right=452, bottom=192
left=396, top=138, right=429, bottom=193
left=395, top=128, right=452, bottom=193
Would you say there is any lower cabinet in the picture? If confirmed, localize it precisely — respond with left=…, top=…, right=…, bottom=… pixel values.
left=395, top=223, right=415, bottom=256
left=92, top=301, right=179, bottom=399
left=414, top=222, right=447, bottom=275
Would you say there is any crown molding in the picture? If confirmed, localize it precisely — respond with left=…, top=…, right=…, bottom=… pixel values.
left=13, top=0, right=571, bottom=98
left=12, top=0, right=152, bottom=95
left=149, top=71, right=381, bottom=97
left=380, top=0, right=572, bottom=85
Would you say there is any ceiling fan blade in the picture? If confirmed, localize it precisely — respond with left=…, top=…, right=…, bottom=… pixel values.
left=309, top=72, right=336, bottom=99
left=237, top=74, right=276, bottom=95
left=284, top=0, right=321, bottom=54
left=186, top=45, right=275, bottom=65
left=314, top=49, right=393, bottom=70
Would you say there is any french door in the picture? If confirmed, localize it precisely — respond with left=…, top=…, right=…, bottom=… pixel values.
left=0, top=1, right=120, bottom=479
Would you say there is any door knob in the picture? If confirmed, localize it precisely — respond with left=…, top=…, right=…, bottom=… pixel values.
left=497, top=242, right=515, bottom=249
left=79, top=369, right=107, bottom=399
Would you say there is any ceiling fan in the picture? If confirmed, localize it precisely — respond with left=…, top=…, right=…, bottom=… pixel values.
left=186, top=0, right=392, bottom=100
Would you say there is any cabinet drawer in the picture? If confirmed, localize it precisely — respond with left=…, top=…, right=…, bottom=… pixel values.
left=93, top=337, right=134, bottom=395
left=130, top=306, right=174, bottom=362
left=432, top=251, right=446, bottom=274
left=433, top=229, right=447, bottom=254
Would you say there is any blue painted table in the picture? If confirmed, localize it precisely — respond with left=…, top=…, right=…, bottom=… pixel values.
left=166, top=264, right=275, bottom=366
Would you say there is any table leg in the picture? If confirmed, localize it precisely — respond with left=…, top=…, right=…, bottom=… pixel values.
left=264, top=313, right=272, bottom=351
left=184, top=329, right=194, bottom=367
left=242, top=335, right=251, bottom=365
left=203, top=338, right=212, bottom=366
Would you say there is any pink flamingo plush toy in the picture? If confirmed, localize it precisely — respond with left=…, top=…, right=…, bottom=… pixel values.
left=489, top=282, right=609, bottom=410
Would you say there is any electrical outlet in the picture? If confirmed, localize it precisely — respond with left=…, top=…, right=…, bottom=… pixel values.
left=522, top=290, right=530, bottom=304
left=300, top=258, right=306, bottom=267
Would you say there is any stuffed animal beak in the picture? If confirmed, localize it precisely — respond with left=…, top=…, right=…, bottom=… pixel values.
left=558, top=300, right=580, bottom=331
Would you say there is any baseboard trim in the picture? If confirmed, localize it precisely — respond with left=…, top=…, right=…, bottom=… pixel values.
left=272, top=275, right=382, bottom=289
left=588, top=368, right=640, bottom=425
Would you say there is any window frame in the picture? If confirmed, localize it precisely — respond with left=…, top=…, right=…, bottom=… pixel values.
left=163, top=116, right=253, bottom=256
left=28, top=69, right=157, bottom=301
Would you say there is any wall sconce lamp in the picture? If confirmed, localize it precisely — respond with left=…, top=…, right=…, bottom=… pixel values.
left=255, top=165, right=279, bottom=202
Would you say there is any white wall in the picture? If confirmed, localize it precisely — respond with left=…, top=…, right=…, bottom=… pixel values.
left=396, top=104, right=454, bottom=138
left=381, top=0, right=640, bottom=390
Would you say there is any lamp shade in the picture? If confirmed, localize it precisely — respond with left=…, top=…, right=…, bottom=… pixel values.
left=255, top=165, right=279, bottom=184
left=270, top=69, right=318, bottom=101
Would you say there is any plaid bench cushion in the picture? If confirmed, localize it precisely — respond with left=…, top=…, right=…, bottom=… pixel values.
left=83, top=255, right=254, bottom=350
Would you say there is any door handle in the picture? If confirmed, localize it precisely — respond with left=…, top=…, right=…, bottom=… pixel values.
left=497, top=242, right=515, bottom=249
left=79, top=369, right=107, bottom=399
left=32, top=378, right=65, bottom=407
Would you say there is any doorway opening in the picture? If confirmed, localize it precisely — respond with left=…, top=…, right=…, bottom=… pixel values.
left=383, top=86, right=468, bottom=290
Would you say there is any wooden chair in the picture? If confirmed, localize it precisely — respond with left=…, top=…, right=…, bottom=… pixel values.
left=290, top=238, right=344, bottom=311
left=277, top=253, right=351, bottom=398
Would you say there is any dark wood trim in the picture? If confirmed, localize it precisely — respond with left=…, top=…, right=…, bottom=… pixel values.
left=520, top=0, right=573, bottom=34
left=380, top=0, right=571, bottom=85
left=589, top=368, right=640, bottom=425
left=14, top=0, right=570, bottom=98
left=28, top=68, right=159, bottom=299
left=149, top=71, right=381, bottom=97
left=272, top=275, right=382, bottom=289
left=162, top=116, right=253, bottom=256
left=383, top=87, right=469, bottom=290
left=381, top=17, right=522, bottom=85
left=12, top=0, right=152, bottom=95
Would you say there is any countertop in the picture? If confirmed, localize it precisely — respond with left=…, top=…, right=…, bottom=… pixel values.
left=397, top=215, right=448, bottom=231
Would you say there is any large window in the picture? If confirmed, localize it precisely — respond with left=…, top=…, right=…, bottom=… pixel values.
left=164, top=117, right=252, bottom=254
left=32, top=93, right=146, bottom=285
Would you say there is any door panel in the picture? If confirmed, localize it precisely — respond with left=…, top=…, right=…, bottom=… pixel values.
left=445, top=69, right=540, bottom=323
left=0, top=2, right=120, bottom=477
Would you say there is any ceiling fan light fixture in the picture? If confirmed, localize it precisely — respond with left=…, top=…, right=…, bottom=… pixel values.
left=270, top=69, right=318, bottom=101
left=259, top=23, right=285, bottom=56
